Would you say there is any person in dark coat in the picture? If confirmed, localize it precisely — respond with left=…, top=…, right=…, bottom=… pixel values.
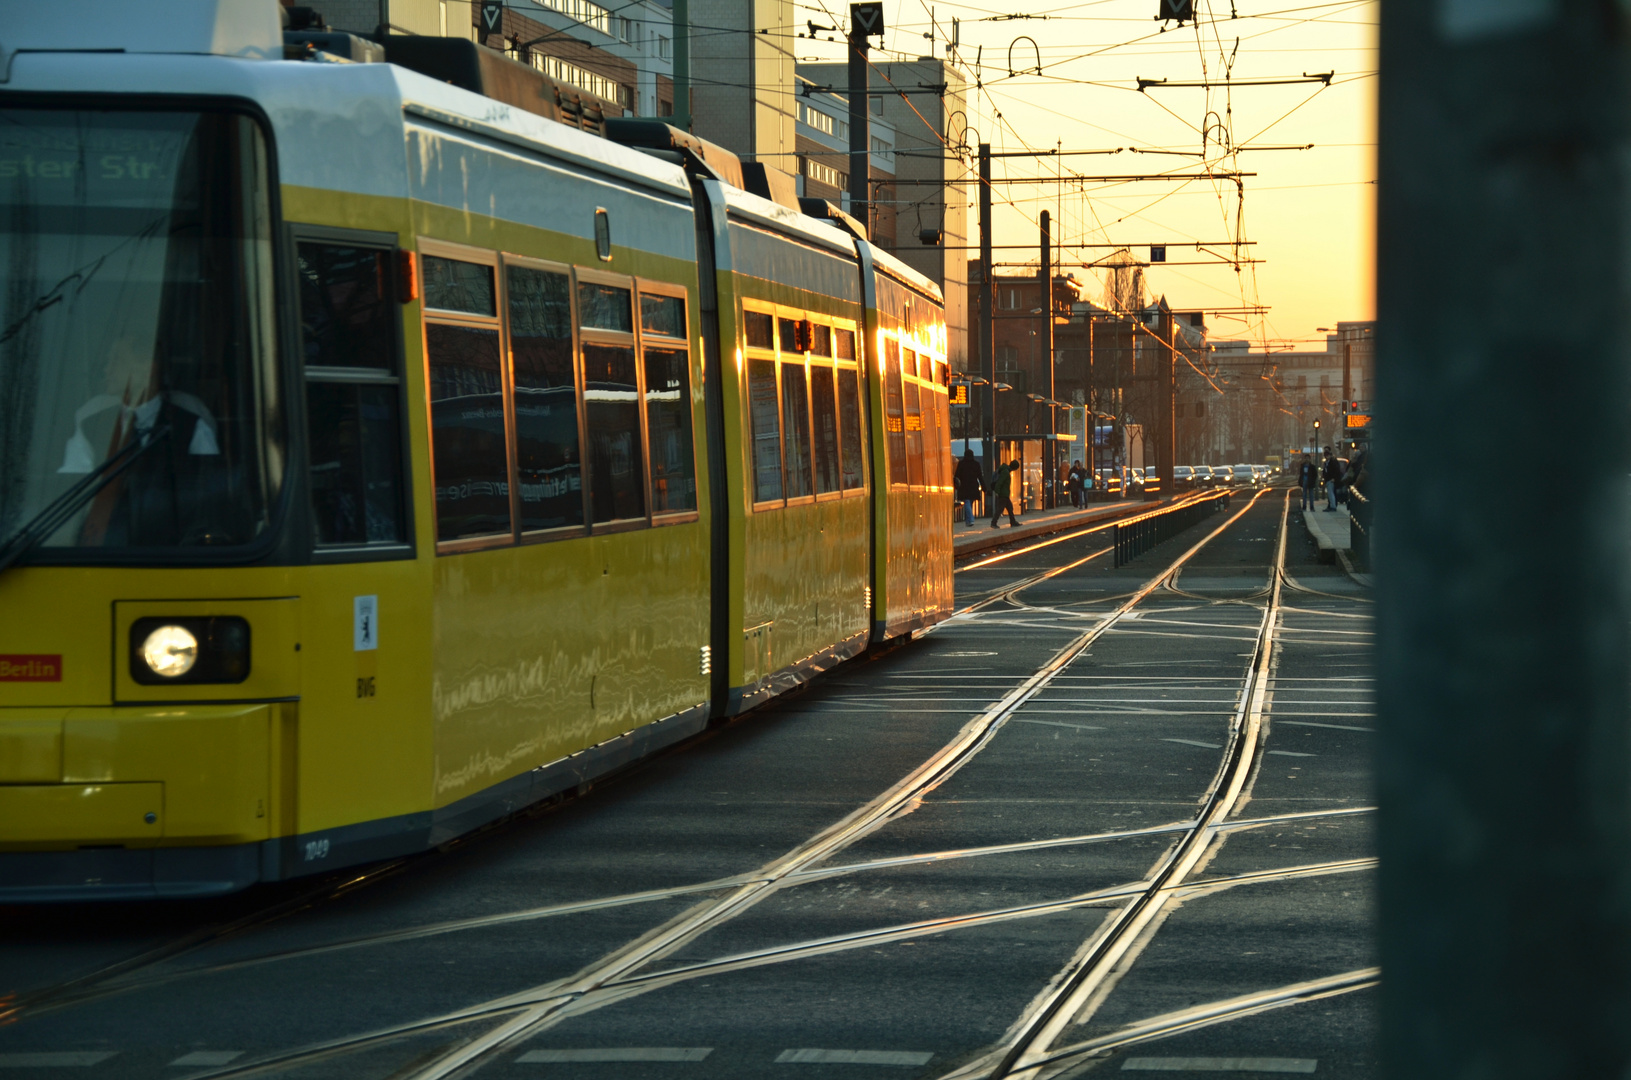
left=1066, top=460, right=1085, bottom=507
left=1298, top=455, right=1318, bottom=511
left=989, top=460, right=1021, bottom=528
left=1322, top=446, right=1341, bottom=511
left=954, top=448, right=983, bottom=526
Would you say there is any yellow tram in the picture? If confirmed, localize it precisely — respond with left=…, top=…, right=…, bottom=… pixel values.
left=0, top=1, right=953, bottom=899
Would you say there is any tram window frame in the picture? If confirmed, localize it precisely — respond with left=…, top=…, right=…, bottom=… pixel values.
left=504, top=254, right=590, bottom=542
left=576, top=266, right=648, bottom=532
left=636, top=278, right=700, bottom=524
left=882, top=334, right=908, bottom=488
left=744, top=301, right=785, bottom=509
left=291, top=224, right=416, bottom=563
left=419, top=239, right=515, bottom=553
left=778, top=316, right=815, bottom=505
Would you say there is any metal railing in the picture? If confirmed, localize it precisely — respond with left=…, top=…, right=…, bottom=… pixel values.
left=1348, top=485, right=1371, bottom=570
left=1112, top=491, right=1231, bottom=568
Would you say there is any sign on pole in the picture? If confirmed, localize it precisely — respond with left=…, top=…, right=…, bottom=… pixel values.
left=850, top=3, right=884, bottom=38
left=480, top=1, right=505, bottom=38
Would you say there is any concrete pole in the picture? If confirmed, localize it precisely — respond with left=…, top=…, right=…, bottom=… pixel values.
left=1040, top=210, right=1053, bottom=507
left=847, top=31, right=869, bottom=230
left=671, top=0, right=689, bottom=129
left=979, top=142, right=994, bottom=480
left=1155, top=309, right=1174, bottom=500
left=1378, top=2, right=1631, bottom=1077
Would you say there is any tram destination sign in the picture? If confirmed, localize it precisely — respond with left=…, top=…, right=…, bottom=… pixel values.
left=949, top=380, right=970, bottom=407
left=1346, top=413, right=1371, bottom=429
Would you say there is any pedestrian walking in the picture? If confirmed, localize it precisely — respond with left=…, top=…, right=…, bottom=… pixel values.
left=1298, top=454, right=1318, bottom=511
left=954, top=448, right=983, bottom=527
left=1066, top=460, right=1086, bottom=508
left=989, top=460, right=1020, bottom=528
left=1322, top=446, right=1341, bottom=511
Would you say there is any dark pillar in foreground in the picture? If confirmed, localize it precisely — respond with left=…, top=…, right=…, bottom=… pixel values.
left=1378, top=2, right=1631, bottom=1077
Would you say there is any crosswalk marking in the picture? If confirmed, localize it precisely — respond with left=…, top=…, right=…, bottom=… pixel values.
left=0, top=1053, right=117, bottom=1068
left=1121, top=1057, right=1316, bottom=1073
left=775, top=1050, right=933, bottom=1065
left=516, top=1048, right=711, bottom=1062
left=169, top=1052, right=245, bottom=1067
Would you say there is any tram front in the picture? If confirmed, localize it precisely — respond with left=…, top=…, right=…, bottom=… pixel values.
left=0, top=101, right=299, bottom=899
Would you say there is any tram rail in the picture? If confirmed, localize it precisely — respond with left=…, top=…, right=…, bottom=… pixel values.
left=149, top=490, right=1282, bottom=1080
left=0, top=488, right=1368, bottom=1080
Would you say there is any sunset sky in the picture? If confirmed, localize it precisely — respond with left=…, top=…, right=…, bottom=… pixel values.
left=795, top=0, right=1378, bottom=348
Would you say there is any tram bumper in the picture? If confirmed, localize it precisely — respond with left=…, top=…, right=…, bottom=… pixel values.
left=0, top=703, right=287, bottom=902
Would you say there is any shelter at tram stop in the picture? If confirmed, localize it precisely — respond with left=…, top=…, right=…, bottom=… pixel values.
left=952, top=436, right=1078, bottom=512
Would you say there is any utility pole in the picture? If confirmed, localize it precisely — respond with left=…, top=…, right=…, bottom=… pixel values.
left=1380, top=1, right=1631, bottom=1074
left=1340, top=334, right=1351, bottom=451
left=847, top=4, right=882, bottom=230
left=979, top=142, right=995, bottom=480
left=1086, top=313, right=1095, bottom=489
left=1155, top=308, right=1175, bottom=501
left=1039, top=210, right=1054, bottom=507
left=671, top=0, right=689, bottom=129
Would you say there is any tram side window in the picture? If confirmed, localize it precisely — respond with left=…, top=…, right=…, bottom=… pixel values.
left=427, top=323, right=511, bottom=540
left=835, top=327, right=856, bottom=362
left=579, top=281, right=645, bottom=523
left=782, top=359, right=813, bottom=498
left=902, top=355, right=924, bottom=488
left=507, top=265, right=583, bottom=531
left=811, top=364, right=841, bottom=495
left=748, top=357, right=783, bottom=502
left=584, top=343, right=645, bottom=523
left=838, top=367, right=865, bottom=490
left=423, top=255, right=496, bottom=315
left=298, top=241, right=407, bottom=548
left=883, top=338, right=907, bottom=486
left=745, top=311, right=774, bottom=350
left=641, top=293, right=696, bottom=514
left=922, top=382, right=943, bottom=489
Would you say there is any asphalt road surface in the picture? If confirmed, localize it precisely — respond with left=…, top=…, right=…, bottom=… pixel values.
left=0, top=488, right=1377, bottom=1080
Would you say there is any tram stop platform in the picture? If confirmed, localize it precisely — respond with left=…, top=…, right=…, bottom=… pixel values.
left=1301, top=503, right=1374, bottom=585
left=1301, top=503, right=1350, bottom=562
left=953, top=497, right=1163, bottom=558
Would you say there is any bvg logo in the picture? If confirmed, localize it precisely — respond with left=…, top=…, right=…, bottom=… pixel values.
left=0, top=654, right=62, bottom=682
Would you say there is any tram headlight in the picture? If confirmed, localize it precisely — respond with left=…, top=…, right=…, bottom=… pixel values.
left=140, top=625, right=198, bottom=678
left=129, top=616, right=251, bottom=685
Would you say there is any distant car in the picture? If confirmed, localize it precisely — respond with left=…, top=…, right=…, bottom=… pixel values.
left=1096, top=467, right=1124, bottom=497
left=1212, top=465, right=1234, bottom=486
left=1234, top=464, right=1258, bottom=487
left=1193, top=465, right=1215, bottom=489
left=1174, top=465, right=1194, bottom=491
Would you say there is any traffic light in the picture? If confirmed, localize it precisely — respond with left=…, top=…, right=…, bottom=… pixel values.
left=1349, top=400, right=1359, bottom=412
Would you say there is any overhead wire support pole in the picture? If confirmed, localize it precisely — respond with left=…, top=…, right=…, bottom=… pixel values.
left=1040, top=209, right=1054, bottom=508
left=847, top=3, right=881, bottom=231
left=671, top=0, right=689, bottom=129
left=979, top=141, right=994, bottom=482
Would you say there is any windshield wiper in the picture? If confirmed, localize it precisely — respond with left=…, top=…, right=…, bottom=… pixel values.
left=0, top=424, right=172, bottom=577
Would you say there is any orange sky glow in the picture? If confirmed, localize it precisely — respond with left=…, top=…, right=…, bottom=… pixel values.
left=798, top=0, right=1378, bottom=349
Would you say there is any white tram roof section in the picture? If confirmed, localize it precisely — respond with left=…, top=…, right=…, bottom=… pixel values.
left=0, top=0, right=284, bottom=66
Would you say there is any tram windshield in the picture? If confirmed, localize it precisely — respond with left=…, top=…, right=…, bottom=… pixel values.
left=0, top=108, right=282, bottom=558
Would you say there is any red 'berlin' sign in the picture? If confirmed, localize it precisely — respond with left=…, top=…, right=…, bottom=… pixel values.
left=0, top=655, right=63, bottom=682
